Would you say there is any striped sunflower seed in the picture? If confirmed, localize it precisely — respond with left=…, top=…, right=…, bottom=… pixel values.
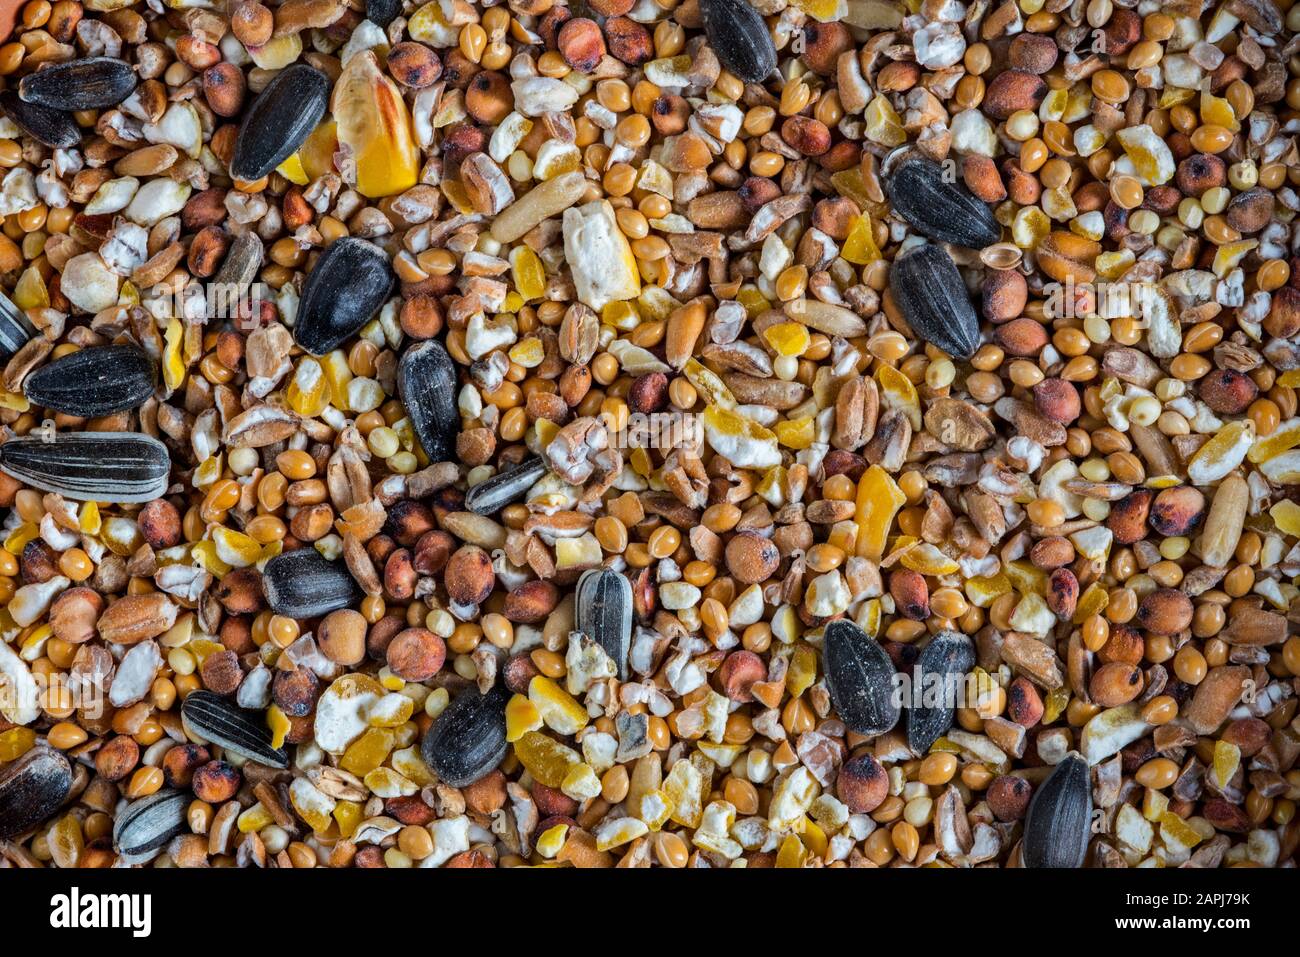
left=0, top=90, right=79, bottom=149
left=0, top=747, right=72, bottom=839
left=18, top=57, right=137, bottom=111
left=576, top=567, right=633, bottom=680
left=889, top=242, right=981, bottom=361
left=397, top=339, right=459, bottom=463
left=261, top=548, right=363, bottom=620
left=1022, top=752, right=1092, bottom=868
left=884, top=150, right=1001, bottom=249
left=420, top=685, right=509, bottom=787
left=112, top=790, right=189, bottom=863
left=180, top=690, right=290, bottom=768
left=905, top=630, right=976, bottom=754
left=229, top=63, right=330, bottom=182
left=23, top=344, right=155, bottom=417
left=0, top=291, right=37, bottom=359
left=464, top=457, right=547, bottom=515
left=0, top=432, right=170, bottom=502
left=293, top=237, right=394, bottom=356
left=700, top=0, right=777, bottom=83
left=823, top=618, right=901, bottom=737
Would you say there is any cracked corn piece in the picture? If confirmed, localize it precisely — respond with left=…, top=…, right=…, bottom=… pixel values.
left=562, top=200, right=641, bottom=311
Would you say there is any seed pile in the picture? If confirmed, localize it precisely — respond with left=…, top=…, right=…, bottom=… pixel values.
left=0, top=0, right=1296, bottom=871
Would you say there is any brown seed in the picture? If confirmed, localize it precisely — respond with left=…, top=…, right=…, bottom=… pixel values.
left=503, top=579, right=559, bottom=624
left=532, top=782, right=578, bottom=818
left=272, top=665, right=319, bottom=717
left=627, top=372, right=669, bottom=414
left=1136, top=588, right=1193, bottom=636
left=97, top=593, right=177, bottom=645
left=386, top=41, right=442, bottom=88
left=200, top=649, right=244, bottom=695
left=161, top=743, right=210, bottom=789
left=192, top=760, right=241, bottom=803
left=214, top=567, right=263, bottom=614
left=604, top=16, right=653, bottom=65
left=1265, top=287, right=1300, bottom=339
left=962, top=154, right=1006, bottom=203
left=366, top=615, right=406, bottom=662
left=383, top=548, right=417, bottom=601
left=587, top=0, right=633, bottom=14
left=890, top=568, right=929, bottom=621
left=837, top=752, right=888, bottom=813
left=202, top=62, right=245, bottom=118
left=1036, top=231, right=1100, bottom=283
left=464, top=71, right=513, bottom=125
left=49, top=586, right=104, bottom=644
left=1098, top=624, right=1144, bottom=665
left=1220, top=717, right=1271, bottom=757
left=987, top=774, right=1033, bottom=821
left=799, top=21, right=852, bottom=75
left=1101, top=8, right=1141, bottom=54
left=138, top=498, right=182, bottom=549
left=781, top=115, right=831, bottom=156
left=1175, top=153, right=1225, bottom=196
left=1029, top=536, right=1074, bottom=570
left=1198, top=369, right=1259, bottom=415
left=386, top=627, right=446, bottom=681
left=1106, top=488, right=1153, bottom=545
left=399, top=294, right=444, bottom=340
left=718, top=649, right=766, bottom=702
left=94, top=735, right=140, bottom=782
left=1224, top=187, right=1274, bottom=233
left=445, top=544, right=495, bottom=606
left=1089, top=661, right=1144, bottom=707
left=1032, top=377, right=1081, bottom=424
left=982, top=69, right=1046, bottom=119
left=318, top=608, right=368, bottom=665
left=994, top=317, right=1049, bottom=356
left=385, top=795, right=436, bottom=825
left=1045, top=568, right=1078, bottom=620
left=231, top=1, right=274, bottom=47
left=187, top=225, right=229, bottom=277
left=1148, top=485, right=1205, bottom=537
left=557, top=18, right=605, bottom=73
left=1005, top=677, right=1043, bottom=727
left=1184, top=665, right=1249, bottom=735
left=503, top=652, right=542, bottom=694
left=724, top=531, right=780, bottom=584
left=1007, top=33, right=1058, bottom=74
left=462, top=770, right=509, bottom=815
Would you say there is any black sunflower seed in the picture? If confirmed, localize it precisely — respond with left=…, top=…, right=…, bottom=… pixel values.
left=889, top=242, right=982, bottom=361
left=823, top=618, right=900, bottom=737
left=180, top=690, right=290, bottom=768
left=421, top=685, right=509, bottom=787
left=397, top=339, right=459, bottom=463
left=0, top=747, right=72, bottom=839
left=293, top=237, right=394, bottom=356
left=23, top=344, right=155, bottom=417
left=576, top=568, right=633, bottom=680
left=465, top=457, right=547, bottom=515
left=229, top=63, right=329, bottom=182
left=0, top=432, right=170, bottom=502
left=0, top=90, right=80, bottom=149
left=700, top=0, right=778, bottom=83
left=261, top=549, right=363, bottom=620
left=884, top=150, right=1001, bottom=248
left=905, top=630, right=976, bottom=754
left=1023, top=752, right=1092, bottom=868
left=19, top=57, right=138, bottom=111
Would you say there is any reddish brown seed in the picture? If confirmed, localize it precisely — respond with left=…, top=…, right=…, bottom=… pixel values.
left=994, top=317, right=1049, bottom=356
left=444, top=545, right=495, bottom=605
left=1147, top=485, right=1205, bottom=537
left=138, top=498, right=182, bottom=549
left=837, top=752, right=888, bottom=813
left=987, top=774, right=1033, bottom=821
left=1045, top=567, right=1078, bottom=620
left=1006, top=677, right=1043, bottom=727
left=399, top=295, right=444, bottom=340
left=781, top=115, right=831, bottom=156
left=1265, top=287, right=1300, bottom=339
left=1175, top=153, right=1226, bottom=196
left=725, top=532, right=780, bottom=585
left=982, top=69, right=1047, bottom=119
left=718, top=649, right=766, bottom=702
left=1089, top=661, right=1144, bottom=707
left=889, top=568, right=929, bottom=621
left=385, top=627, right=446, bottom=681
left=412, top=529, right=455, bottom=576
left=385, top=795, right=436, bottom=825
left=1032, top=378, right=1081, bottom=424
left=1220, top=718, right=1271, bottom=757
left=94, top=735, right=140, bottom=782
left=272, top=665, right=319, bottom=717
left=557, top=18, right=606, bottom=73
left=798, top=20, right=853, bottom=75
left=532, top=782, right=579, bottom=818
left=604, top=16, right=653, bottom=65
left=202, top=62, right=246, bottom=117
left=387, top=41, right=442, bottom=87
left=192, top=761, right=241, bottom=803
left=503, top=580, right=559, bottom=623
left=1029, top=536, right=1074, bottom=570
left=1007, top=33, right=1058, bottom=74
left=627, top=372, right=669, bottom=414
left=462, top=770, right=509, bottom=815
left=161, top=743, right=211, bottom=789
left=1198, top=369, right=1259, bottom=415
left=1136, top=588, right=1193, bottom=636
left=1107, top=488, right=1153, bottom=545
left=1099, top=624, right=1144, bottom=665
left=587, top=0, right=633, bottom=14
left=963, top=154, right=1007, bottom=203
left=230, top=0, right=273, bottom=47
left=199, top=649, right=244, bottom=695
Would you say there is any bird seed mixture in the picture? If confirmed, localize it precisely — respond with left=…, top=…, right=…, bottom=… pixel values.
left=0, top=0, right=1297, bottom=871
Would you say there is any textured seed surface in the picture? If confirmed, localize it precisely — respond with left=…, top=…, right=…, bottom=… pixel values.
left=700, top=0, right=777, bottom=83
left=398, top=339, right=459, bottom=463
left=1022, top=753, right=1091, bottom=868
left=576, top=568, right=633, bottom=680
left=906, top=630, right=975, bottom=754
left=885, top=151, right=1001, bottom=248
left=230, top=63, right=329, bottom=181
left=0, top=748, right=72, bottom=838
left=261, top=549, right=363, bottom=619
left=181, top=690, right=290, bottom=768
left=0, top=293, right=37, bottom=358
left=421, top=686, right=509, bottom=787
left=112, top=790, right=189, bottom=861
left=294, top=237, right=394, bottom=356
left=823, top=619, right=900, bottom=737
left=889, top=243, right=981, bottom=360
left=19, top=58, right=138, bottom=111
left=0, top=433, right=170, bottom=502
left=464, top=457, right=546, bottom=514
left=0, top=90, right=79, bottom=148
left=23, top=344, right=156, bottom=417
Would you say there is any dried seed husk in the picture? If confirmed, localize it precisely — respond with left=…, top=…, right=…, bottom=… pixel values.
left=1022, top=752, right=1091, bottom=868
left=576, top=567, right=632, bottom=680
left=906, top=630, right=975, bottom=754
left=207, top=232, right=264, bottom=316
left=397, top=339, right=459, bottom=463
left=0, top=90, right=79, bottom=149
left=293, top=237, right=394, bottom=356
left=19, top=57, right=138, bottom=111
left=464, top=457, right=547, bottom=515
left=23, top=344, right=155, bottom=417
left=261, top=548, right=363, bottom=620
left=180, top=690, right=290, bottom=768
left=884, top=151, right=1000, bottom=248
left=112, top=789, right=189, bottom=862
left=0, top=292, right=37, bottom=359
left=421, top=685, right=509, bottom=787
left=0, top=747, right=72, bottom=839
left=0, top=432, right=170, bottom=502
left=229, top=63, right=329, bottom=182
left=700, top=0, right=777, bottom=83
left=823, top=618, right=900, bottom=737
left=889, top=243, right=981, bottom=360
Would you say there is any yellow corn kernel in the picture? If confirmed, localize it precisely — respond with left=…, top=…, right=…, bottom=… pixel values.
left=528, top=675, right=589, bottom=735
left=332, top=51, right=419, bottom=198
left=505, top=694, right=543, bottom=742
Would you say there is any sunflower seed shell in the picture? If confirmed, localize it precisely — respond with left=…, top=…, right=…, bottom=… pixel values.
left=906, top=630, right=976, bottom=754
left=0, top=90, right=80, bottom=148
left=823, top=618, right=901, bottom=737
left=885, top=150, right=1001, bottom=248
left=19, top=57, right=138, bottom=111
left=700, top=0, right=777, bottom=83
left=576, top=567, right=633, bottom=680
left=421, top=685, right=509, bottom=787
left=261, top=548, right=364, bottom=620
left=1022, top=752, right=1092, bottom=868
left=230, top=63, right=329, bottom=182
left=23, top=344, right=156, bottom=417
left=180, top=690, right=290, bottom=768
left=0, top=747, right=72, bottom=839
left=112, top=789, right=189, bottom=862
left=889, top=242, right=982, bottom=361
left=293, top=236, right=394, bottom=356
left=0, top=432, right=170, bottom=502
left=465, top=457, right=548, bottom=515
left=397, top=339, right=459, bottom=463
